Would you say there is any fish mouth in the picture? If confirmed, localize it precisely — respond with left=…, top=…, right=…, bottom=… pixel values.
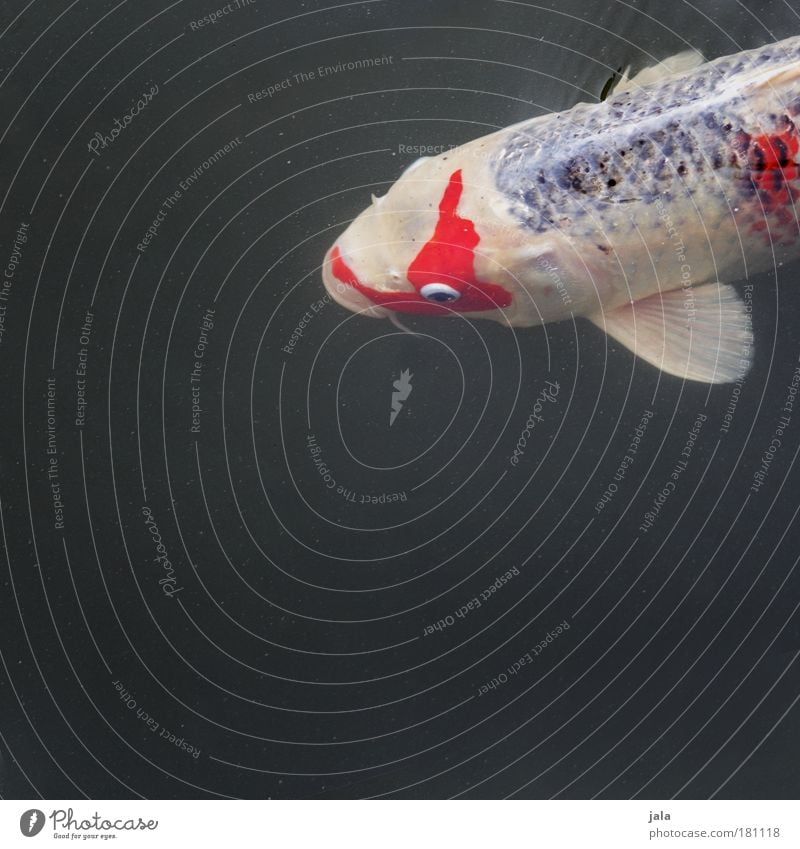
left=322, top=246, right=389, bottom=319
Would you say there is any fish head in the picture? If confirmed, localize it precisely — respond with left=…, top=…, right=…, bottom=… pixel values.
left=322, top=153, right=585, bottom=327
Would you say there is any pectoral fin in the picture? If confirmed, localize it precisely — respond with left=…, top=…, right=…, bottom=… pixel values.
left=588, top=283, right=753, bottom=384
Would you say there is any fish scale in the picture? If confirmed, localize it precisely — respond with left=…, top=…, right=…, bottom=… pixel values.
left=495, top=42, right=800, bottom=240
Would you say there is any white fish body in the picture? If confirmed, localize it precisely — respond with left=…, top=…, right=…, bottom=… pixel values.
left=323, top=36, right=800, bottom=383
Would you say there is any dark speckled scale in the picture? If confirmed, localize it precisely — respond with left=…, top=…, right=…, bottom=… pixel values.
left=493, top=38, right=800, bottom=235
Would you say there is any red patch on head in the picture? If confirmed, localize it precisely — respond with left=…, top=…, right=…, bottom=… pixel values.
left=330, top=170, right=512, bottom=315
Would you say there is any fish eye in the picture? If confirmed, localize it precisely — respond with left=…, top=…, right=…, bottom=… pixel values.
left=419, top=282, right=461, bottom=302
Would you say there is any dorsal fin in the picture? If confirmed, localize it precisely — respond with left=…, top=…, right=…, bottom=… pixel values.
left=607, top=49, right=706, bottom=97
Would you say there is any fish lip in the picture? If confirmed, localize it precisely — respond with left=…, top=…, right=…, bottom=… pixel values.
left=322, top=245, right=389, bottom=319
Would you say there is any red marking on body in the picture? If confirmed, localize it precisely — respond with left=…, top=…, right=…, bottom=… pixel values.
left=740, top=122, right=800, bottom=244
left=330, top=170, right=512, bottom=315
left=748, top=129, right=800, bottom=204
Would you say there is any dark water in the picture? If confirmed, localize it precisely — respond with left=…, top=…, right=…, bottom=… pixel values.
left=1, top=0, right=800, bottom=799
